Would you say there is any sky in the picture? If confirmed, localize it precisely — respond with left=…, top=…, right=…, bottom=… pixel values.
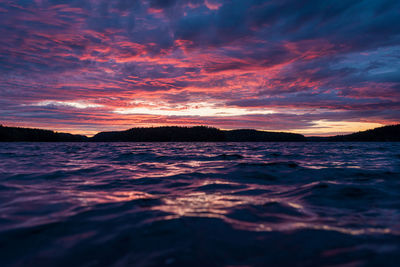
left=0, top=0, right=399, bottom=136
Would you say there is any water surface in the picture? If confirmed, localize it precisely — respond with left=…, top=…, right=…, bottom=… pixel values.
left=0, top=142, right=400, bottom=266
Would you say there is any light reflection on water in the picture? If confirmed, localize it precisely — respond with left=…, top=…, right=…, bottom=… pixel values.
left=0, top=142, right=400, bottom=266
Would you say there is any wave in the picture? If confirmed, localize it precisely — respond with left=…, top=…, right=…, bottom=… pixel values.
left=0, top=142, right=400, bottom=266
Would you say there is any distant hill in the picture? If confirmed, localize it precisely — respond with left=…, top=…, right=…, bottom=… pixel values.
left=0, top=125, right=88, bottom=142
left=225, top=129, right=306, bottom=142
left=1, top=124, right=399, bottom=142
left=92, top=126, right=226, bottom=142
left=327, top=124, right=400, bottom=141
left=307, top=124, right=400, bottom=142
left=91, top=126, right=306, bottom=142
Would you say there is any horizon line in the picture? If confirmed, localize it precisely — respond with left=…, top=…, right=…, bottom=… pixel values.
left=1, top=123, right=398, bottom=139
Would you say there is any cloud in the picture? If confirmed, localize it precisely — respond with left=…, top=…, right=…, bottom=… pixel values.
left=0, top=0, right=399, bottom=135
left=31, top=100, right=104, bottom=109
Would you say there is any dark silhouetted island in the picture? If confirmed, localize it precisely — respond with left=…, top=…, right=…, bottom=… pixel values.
left=308, top=124, right=400, bottom=142
left=0, top=125, right=88, bottom=142
left=0, top=124, right=399, bottom=142
left=91, top=126, right=306, bottom=142
left=224, top=129, right=306, bottom=142
left=92, top=126, right=226, bottom=142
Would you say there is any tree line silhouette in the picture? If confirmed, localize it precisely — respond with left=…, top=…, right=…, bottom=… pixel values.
left=1, top=124, right=399, bottom=142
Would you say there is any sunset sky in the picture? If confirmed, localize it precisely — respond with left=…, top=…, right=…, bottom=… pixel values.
left=1, top=0, right=399, bottom=136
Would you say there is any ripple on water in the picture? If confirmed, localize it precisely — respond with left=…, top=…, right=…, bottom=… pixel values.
left=0, top=142, right=400, bottom=266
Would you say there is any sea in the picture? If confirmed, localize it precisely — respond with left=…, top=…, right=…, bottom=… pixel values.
left=0, top=142, right=399, bottom=266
